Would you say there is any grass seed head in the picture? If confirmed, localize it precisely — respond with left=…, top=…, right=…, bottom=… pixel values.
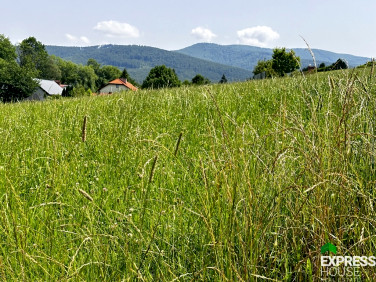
left=79, top=188, right=93, bottom=202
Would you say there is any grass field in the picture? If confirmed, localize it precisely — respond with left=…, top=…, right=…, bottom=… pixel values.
left=1, top=68, right=376, bottom=280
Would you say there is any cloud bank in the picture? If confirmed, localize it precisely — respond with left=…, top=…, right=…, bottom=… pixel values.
left=191, top=27, right=217, bottom=42
left=94, top=20, right=140, bottom=38
left=237, top=26, right=279, bottom=47
left=65, top=34, right=90, bottom=45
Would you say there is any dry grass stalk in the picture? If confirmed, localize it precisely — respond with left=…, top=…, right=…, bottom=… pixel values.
left=329, top=76, right=336, bottom=92
left=79, top=188, right=93, bottom=202
left=300, top=35, right=317, bottom=69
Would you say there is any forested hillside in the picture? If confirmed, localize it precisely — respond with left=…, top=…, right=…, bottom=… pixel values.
left=46, top=45, right=254, bottom=83
left=46, top=43, right=370, bottom=84
left=176, top=43, right=370, bottom=71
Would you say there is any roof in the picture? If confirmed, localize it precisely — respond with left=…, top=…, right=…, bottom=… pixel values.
left=34, top=79, right=63, bottom=95
left=54, top=80, right=69, bottom=88
left=107, top=78, right=138, bottom=91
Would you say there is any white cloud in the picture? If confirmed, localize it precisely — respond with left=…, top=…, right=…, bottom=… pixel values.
left=65, top=33, right=77, bottom=41
left=65, top=33, right=91, bottom=45
left=80, top=36, right=90, bottom=44
left=94, top=20, right=140, bottom=38
left=191, top=27, right=217, bottom=42
left=237, top=26, right=279, bottom=47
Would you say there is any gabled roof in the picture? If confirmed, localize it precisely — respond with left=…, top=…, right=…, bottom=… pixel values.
left=34, top=79, right=63, bottom=95
left=108, top=78, right=138, bottom=91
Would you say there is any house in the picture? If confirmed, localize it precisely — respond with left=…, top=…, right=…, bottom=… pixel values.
left=26, top=79, right=63, bottom=101
left=99, top=78, right=138, bottom=94
left=54, top=80, right=69, bottom=89
left=306, top=66, right=316, bottom=72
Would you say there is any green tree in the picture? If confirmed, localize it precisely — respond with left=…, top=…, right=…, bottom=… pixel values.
left=0, top=59, right=38, bottom=102
left=253, top=59, right=276, bottom=78
left=142, top=65, right=181, bottom=89
left=120, top=68, right=138, bottom=86
left=96, top=65, right=121, bottom=88
left=0, top=34, right=17, bottom=62
left=120, top=68, right=129, bottom=80
left=271, top=48, right=300, bottom=76
left=42, top=56, right=62, bottom=80
left=57, top=59, right=80, bottom=85
left=18, top=37, right=48, bottom=76
left=192, top=74, right=210, bottom=85
left=87, top=58, right=101, bottom=73
left=18, top=37, right=60, bottom=80
left=331, top=59, right=348, bottom=70
left=57, top=58, right=97, bottom=90
left=219, top=74, right=228, bottom=84
left=77, top=65, right=97, bottom=91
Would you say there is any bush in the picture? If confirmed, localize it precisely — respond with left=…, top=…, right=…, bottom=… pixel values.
left=191, top=74, right=210, bottom=85
left=71, top=85, right=91, bottom=97
left=142, top=65, right=181, bottom=89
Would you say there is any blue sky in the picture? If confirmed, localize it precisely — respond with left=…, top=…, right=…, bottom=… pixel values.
left=2, top=0, right=375, bottom=57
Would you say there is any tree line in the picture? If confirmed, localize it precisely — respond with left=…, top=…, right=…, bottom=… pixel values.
left=252, top=48, right=300, bottom=78
left=0, top=34, right=142, bottom=101
left=141, top=65, right=219, bottom=89
left=253, top=48, right=350, bottom=78
left=3, top=33, right=338, bottom=102
left=0, top=34, right=225, bottom=102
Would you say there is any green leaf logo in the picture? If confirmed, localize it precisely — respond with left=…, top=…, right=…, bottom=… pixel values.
left=321, top=243, right=337, bottom=255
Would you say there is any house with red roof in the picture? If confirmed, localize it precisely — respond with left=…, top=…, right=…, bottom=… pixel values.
left=99, top=78, right=138, bottom=94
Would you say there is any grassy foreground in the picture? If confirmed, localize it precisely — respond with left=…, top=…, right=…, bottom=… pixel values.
left=1, top=69, right=376, bottom=280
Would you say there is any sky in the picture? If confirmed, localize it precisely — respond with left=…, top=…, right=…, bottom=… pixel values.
left=2, top=0, right=375, bottom=58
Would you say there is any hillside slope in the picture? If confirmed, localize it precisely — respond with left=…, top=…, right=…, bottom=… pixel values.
left=176, top=43, right=370, bottom=71
left=46, top=45, right=254, bottom=83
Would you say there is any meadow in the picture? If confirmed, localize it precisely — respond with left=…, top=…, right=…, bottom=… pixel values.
left=0, top=68, right=376, bottom=280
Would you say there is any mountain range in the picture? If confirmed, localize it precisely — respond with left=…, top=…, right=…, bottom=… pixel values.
left=46, top=43, right=371, bottom=84
left=176, top=43, right=371, bottom=71
left=46, top=45, right=253, bottom=84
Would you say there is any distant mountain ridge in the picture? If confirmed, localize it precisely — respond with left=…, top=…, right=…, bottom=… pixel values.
left=176, top=43, right=371, bottom=71
left=46, top=43, right=371, bottom=84
left=46, top=45, right=254, bottom=84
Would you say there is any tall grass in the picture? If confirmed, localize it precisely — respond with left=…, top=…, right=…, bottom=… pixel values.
left=0, top=68, right=375, bottom=280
